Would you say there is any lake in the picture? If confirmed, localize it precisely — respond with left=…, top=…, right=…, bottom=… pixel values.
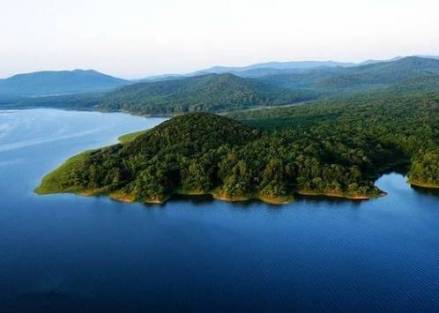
left=0, top=109, right=438, bottom=313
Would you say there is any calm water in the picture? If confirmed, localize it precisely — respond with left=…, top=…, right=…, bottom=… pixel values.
left=0, top=109, right=438, bottom=313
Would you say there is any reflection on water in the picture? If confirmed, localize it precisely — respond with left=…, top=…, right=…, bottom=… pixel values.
left=0, top=109, right=439, bottom=313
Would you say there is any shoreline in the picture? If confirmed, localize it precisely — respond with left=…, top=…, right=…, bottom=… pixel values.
left=98, top=189, right=295, bottom=205
left=36, top=186, right=382, bottom=206
left=409, top=180, right=439, bottom=190
left=296, top=190, right=385, bottom=201
left=34, top=152, right=393, bottom=206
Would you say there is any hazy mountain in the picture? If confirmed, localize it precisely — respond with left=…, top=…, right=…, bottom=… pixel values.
left=137, top=60, right=356, bottom=82
left=0, top=69, right=128, bottom=97
left=257, top=56, right=439, bottom=93
left=140, top=56, right=439, bottom=81
left=192, top=60, right=354, bottom=78
left=138, top=74, right=186, bottom=82
left=360, top=55, right=439, bottom=66
left=318, top=56, right=439, bottom=88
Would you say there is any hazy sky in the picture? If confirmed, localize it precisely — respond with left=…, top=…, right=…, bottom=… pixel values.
left=1, top=0, right=438, bottom=78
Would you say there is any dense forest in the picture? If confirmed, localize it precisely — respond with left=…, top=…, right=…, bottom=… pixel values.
left=98, top=73, right=315, bottom=114
left=36, top=88, right=439, bottom=204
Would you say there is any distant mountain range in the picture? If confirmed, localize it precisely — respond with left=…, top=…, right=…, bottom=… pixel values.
left=191, top=60, right=355, bottom=77
left=137, top=56, right=439, bottom=81
left=257, top=56, right=439, bottom=91
left=137, top=61, right=354, bottom=82
left=98, top=56, right=439, bottom=114
left=0, top=69, right=128, bottom=97
left=2, top=56, right=439, bottom=114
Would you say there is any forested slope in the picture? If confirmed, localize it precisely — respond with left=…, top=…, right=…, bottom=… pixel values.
left=36, top=88, right=439, bottom=204
left=229, top=90, right=439, bottom=190
left=98, top=73, right=316, bottom=114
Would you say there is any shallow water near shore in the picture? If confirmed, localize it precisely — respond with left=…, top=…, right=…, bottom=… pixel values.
left=1, top=109, right=439, bottom=313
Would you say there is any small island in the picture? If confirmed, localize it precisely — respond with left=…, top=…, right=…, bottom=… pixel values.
left=35, top=91, right=439, bottom=205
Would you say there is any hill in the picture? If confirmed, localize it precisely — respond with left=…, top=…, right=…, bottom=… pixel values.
left=38, top=91, right=439, bottom=205
left=0, top=69, right=128, bottom=97
left=98, top=73, right=315, bottom=114
left=227, top=89, right=439, bottom=190
left=36, top=113, right=267, bottom=203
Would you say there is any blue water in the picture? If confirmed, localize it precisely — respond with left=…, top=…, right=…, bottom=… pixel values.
left=0, top=109, right=438, bottom=313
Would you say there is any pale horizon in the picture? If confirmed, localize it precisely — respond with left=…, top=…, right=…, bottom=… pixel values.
left=1, top=0, right=438, bottom=79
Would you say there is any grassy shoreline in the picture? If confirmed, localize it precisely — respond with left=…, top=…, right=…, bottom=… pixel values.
left=118, top=130, right=148, bottom=144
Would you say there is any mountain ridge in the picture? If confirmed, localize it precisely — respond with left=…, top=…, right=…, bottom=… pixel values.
left=3, top=56, right=439, bottom=114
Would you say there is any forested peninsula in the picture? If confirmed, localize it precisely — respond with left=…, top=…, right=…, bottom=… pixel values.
left=36, top=90, right=439, bottom=204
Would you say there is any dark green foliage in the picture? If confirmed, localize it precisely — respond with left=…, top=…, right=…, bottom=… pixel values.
left=230, top=90, right=439, bottom=189
left=98, top=74, right=315, bottom=114
left=410, top=150, right=439, bottom=187
left=39, top=103, right=427, bottom=203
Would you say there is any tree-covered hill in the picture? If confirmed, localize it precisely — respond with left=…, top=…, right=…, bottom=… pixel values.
left=98, top=73, right=315, bottom=114
left=228, top=90, right=439, bottom=188
left=36, top=90, right=439, bottom=205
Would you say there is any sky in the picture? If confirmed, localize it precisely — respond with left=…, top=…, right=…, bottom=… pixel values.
left=1, top=0, right=438, bottom=79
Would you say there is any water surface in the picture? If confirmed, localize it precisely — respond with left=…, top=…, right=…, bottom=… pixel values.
left=0, top=109, right=438, bottom=313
